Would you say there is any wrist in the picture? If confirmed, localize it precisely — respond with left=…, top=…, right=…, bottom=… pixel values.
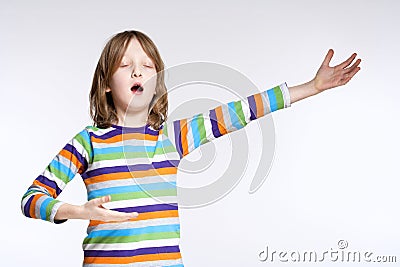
left=55, top=203, right=86, bottom=220
left=74, top=204, right=88, bottom=220
left=308, top=78, right=322, bottom=96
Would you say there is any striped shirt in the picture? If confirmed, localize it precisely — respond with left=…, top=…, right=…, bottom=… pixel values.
left=21, top=83, right=291, bottom=266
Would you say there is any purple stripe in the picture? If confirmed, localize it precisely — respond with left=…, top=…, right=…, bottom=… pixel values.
left=248, top=95, right=257, bottom=121
left=209, top=109, right=222, bottom=138
left=84, top=245, right=180, bottom=257
left=64, top=143, right=88, bottom=172
left=23, top=194, right=34, bottom=217
left=113, top=203, right=178, bottom=213
left=112, top=125, right=160, bottom=135
left=90, top=126, right=159, bottom=142
left=82, top=165, right=128, bottom=179
left=91, top=129, right=120, bottom=140
left=173, top=120, right=183, bottom=158
left=82, top=160, right=180, bottom=179
left=36, top=175, right=62, bottom=197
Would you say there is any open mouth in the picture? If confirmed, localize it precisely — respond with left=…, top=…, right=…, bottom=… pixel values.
left=131, top=82, right=144, bottom=93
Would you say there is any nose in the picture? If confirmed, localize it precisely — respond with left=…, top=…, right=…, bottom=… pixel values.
left=131, top=67, right=142, bottom=78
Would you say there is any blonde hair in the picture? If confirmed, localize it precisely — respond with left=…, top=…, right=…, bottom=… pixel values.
left=89, top=30, right=168, bottom=130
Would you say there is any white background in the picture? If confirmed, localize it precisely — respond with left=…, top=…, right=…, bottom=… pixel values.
left=1, top=0, right=399, bottom=266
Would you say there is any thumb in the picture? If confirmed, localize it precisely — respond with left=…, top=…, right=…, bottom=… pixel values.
left=322, top=49, right=334, bottom=67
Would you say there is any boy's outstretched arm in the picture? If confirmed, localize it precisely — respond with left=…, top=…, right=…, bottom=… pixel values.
left=163, top=49, right=361, bottom=158
left=288, top=49, right=361, bottom=104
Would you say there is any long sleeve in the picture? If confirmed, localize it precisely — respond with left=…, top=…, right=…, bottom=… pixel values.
left=163, top=82, right=291, bottom=158
left=21, top=127, right=93, bottom=224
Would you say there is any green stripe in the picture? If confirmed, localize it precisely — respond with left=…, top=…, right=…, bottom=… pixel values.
left=46, top=165, right=70, bottom=184
left=163, top=123, right=168, bottom=137
left=83, top=231, right=180, bottom=244
left=94, top=145, right=177, bottom=162
left=273, top=86, right=284, bottom=110
left=234, top=100, right=247, bottom=127
left=75, top=130, right=93, bottom=164
left=23, top=190, right=37, bottom=198
left=90, top=188, right=177, bottom=201
left=45, top=199, right=60, bottom=221
left=196, top=114, right=208, bottom=145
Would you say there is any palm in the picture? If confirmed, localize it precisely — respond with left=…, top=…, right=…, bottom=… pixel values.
left=314, top=49, right=361, bottom=92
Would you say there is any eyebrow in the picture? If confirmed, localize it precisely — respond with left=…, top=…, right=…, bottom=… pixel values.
left=121, top=56, right=153, bottom=62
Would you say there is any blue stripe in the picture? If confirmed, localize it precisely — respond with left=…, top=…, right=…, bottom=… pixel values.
left=87, top=224, right=180, bottom=238
left=267, top=88, right=278, bottom=112
left=88, top=182, right=177, bottom=199
left=227, top=101, right=242, bottom=130
left=49, top=158, right=75, bottom=181
left=39, top=197, right=52, bottom=220
left=190, top=114, right=201, bottom=149
left=93, top=140, right=171, bottom=154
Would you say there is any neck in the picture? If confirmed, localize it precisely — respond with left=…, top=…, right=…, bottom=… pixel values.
left=116, top=108, right=149, bottom=127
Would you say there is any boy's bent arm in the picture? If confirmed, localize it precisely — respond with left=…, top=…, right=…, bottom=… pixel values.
left=21, top=128, right=93, bottom=224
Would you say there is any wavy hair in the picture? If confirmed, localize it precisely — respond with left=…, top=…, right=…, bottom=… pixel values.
left=89, top=30, right=168, bottom=130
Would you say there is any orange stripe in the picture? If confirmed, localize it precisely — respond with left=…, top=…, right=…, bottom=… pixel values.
left=84, top=167, right=178, bottom=186
left=179, top=119, right=189, bottom=156
left=89, top=209, right=179, bottom=227
left=253, top=93, right=264, bottom=118
left=158, top=252, right=182, bottom=261
left=92, top=133, right=158, bottom=144
left=29, top=194, right=42, bottom=218
left=84, top=252, right=182, bottom=264
left=214, top=106, right=227, bottom=135
left=59, top=149, right=85, bottom=174
left=33, top=180, right=57, bottom=198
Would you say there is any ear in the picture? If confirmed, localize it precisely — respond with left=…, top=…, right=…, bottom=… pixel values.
left=105, top=87, right=111, bottom=93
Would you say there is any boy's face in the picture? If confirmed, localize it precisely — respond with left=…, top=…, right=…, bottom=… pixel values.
left=106, top=37, right=158, bottom=121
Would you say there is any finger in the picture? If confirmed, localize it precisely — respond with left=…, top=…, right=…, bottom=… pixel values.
left=340, top=67, right=361, bottom=85
left=343, top=58, right=361, bottom=74
left=343, top=63, right=361, bottom=78
left=348, top=66, right=361, bottom=78
left=322, top=49, right=334, bottom=66
left=105, top=210, right=139, bottom=221
left=92, top=195, right=111, bottom=206
left=336, top=53, right=357, bottom=69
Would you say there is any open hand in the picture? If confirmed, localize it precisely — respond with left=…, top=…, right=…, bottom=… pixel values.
left=313, top=49, right=361, bottom=93
left=80, top=195, right=139, bottom=222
